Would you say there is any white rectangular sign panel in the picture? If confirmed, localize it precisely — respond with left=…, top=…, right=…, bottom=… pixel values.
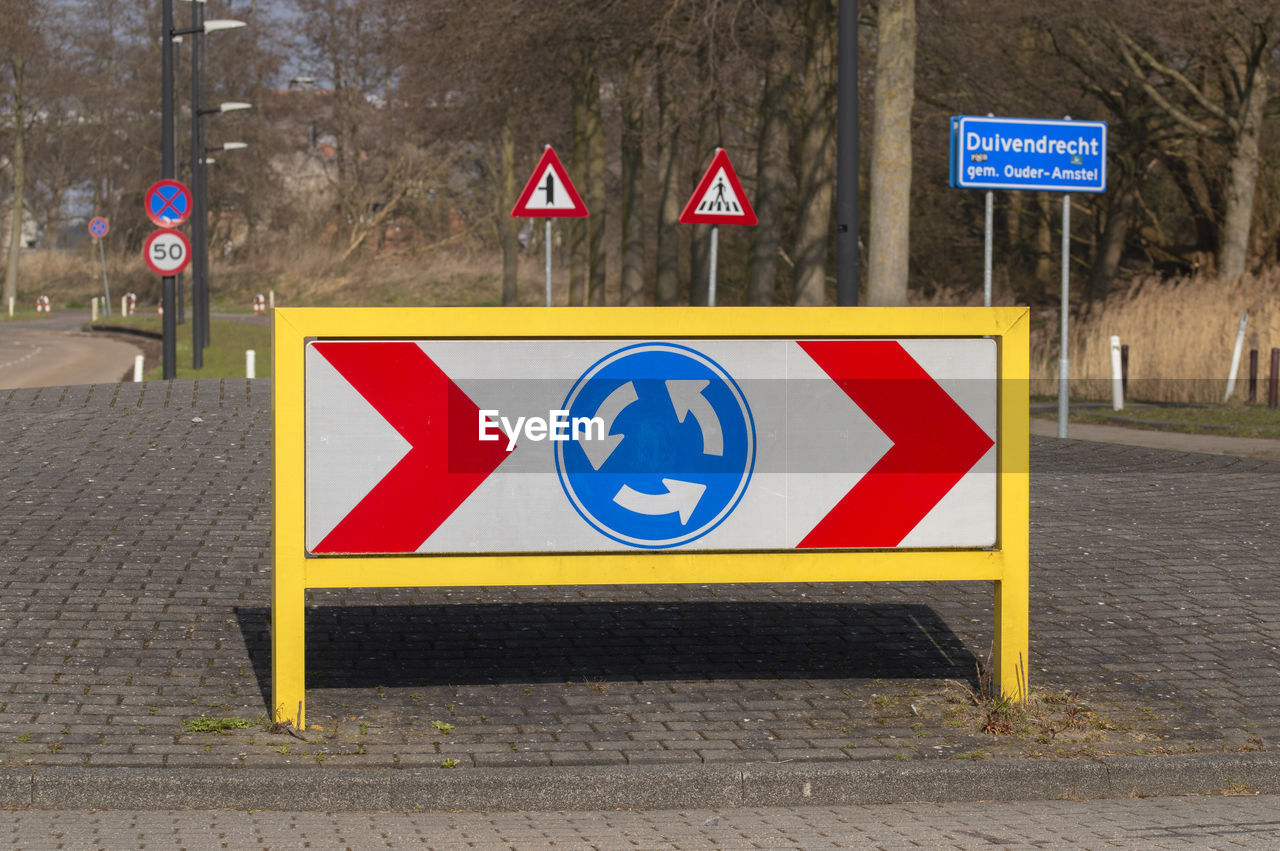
left=304, top=338, right=997, bottom=555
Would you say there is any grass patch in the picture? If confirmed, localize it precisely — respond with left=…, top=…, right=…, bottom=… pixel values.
left=92, top=315, right=270, bottom=380
left=182, top=716, right=255, bottom=733
left=1070, top=404, right=1280, bottom=439
left=1033, top=402, right=1280, bottom=439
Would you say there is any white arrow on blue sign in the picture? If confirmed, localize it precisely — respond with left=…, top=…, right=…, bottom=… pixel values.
left=950, top=116, right=1107, bottom=193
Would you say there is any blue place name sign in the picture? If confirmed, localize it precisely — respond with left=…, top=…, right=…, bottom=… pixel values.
left=950, top=116, right=1107, bottom=193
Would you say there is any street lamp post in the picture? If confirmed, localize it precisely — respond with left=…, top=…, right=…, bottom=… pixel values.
left=159, top=0, right=177, bottom=378
left=172, top=4, right=245, bottom=367
left=197, top=140, right=247, bottom=361
left=194, top=106, right=250, bottom=365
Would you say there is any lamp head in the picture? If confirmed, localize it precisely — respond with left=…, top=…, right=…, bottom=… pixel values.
left=203, top=19, right=247, bottom=33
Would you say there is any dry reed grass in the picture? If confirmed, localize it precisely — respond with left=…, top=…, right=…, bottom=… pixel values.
left=1030, top=272, right=1280, bottom=404
left=14, top=244, right=1278, bottom=406
left=6, top=242, right=546, bottom=311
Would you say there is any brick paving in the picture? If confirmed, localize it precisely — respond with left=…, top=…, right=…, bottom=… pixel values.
left=5, top=795, right=1280, bottom=849
left=0, top=379, right=1277, bottom=773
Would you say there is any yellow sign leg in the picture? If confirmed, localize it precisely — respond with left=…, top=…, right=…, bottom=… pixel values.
left=272, top=311, right=308, bottom=728
left=271, top=564, right=306, bottom=728
left=994, top=309, right=1030, bottom=702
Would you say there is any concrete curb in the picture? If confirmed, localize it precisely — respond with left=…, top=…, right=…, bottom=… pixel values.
left=4, top=754, right=1278, bottom=811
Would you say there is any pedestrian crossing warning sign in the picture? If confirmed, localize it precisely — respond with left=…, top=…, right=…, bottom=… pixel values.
left=511, top=146, right=589, bottom=218
left=679, top=148, right=757, bottom=226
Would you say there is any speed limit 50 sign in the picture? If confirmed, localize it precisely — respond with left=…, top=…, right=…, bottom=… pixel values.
left=143, top=229, right=191, bottom=276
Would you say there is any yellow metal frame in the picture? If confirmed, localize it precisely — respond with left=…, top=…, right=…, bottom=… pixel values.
left=272, top=307, right=1030, bottom=727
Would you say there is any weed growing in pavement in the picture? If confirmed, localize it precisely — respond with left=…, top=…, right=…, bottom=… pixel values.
left=945, top=660, right=1118, bottom=747
left=1222, top=778, right=1256, bottom=796
left=182, top=717, right=255, bottom=734
left=431, top=721, right=455, bottom=734
left=440, top=758, right=459, bottom=768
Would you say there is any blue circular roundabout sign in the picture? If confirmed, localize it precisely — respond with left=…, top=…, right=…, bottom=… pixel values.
left=555, top=343, right=755, bottom=549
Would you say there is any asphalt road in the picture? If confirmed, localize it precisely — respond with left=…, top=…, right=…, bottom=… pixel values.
left=3, top=794, right=1278, bottom=849
left=0, top=313, right=141, bottom=390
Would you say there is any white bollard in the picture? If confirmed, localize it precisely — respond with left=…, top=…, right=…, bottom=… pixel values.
left=133, top=355, right=144, bottom=382
left=91, top=297, right=99, bottom=322
left=246, top=349, right=256, bottom=380
left=1224, top=313, right=1248, bottom=403
left=268, top=290, right=275, bottom=310
left=121, top=296, right=127, bottom=317
left=7, top=296, right=12, bottom=317
left=1110, top=336, right=1123, bottom=411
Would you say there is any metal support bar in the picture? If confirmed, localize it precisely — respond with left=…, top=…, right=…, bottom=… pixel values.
left=707, top=225, right=719, bottom=307
left=1057, top=193, right=1070, bottom=439
left=983, top=190, right=993, bottom=307
left=545, top=219, right=552, bottom=307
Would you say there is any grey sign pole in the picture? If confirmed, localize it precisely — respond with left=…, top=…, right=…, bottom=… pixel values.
left=544, top=219, right=552, bottom=307
left=1058, top=192, right=1071, bottom=439
left=983, top=190, right=993, bottom=307
left=707, top=225, right=719, bottom=306
left=97, top=239, right=112, bottom=317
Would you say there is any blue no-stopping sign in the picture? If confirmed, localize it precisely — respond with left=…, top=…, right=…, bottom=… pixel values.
left=950, top=116, right=1107, bottom=193
left=555, top=343, right=755, bottom=549
left=145, top=180, right=192, bottom=228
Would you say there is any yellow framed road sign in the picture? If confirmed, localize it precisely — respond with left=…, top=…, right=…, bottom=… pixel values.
left=273, top=307, right=1030, bottom=727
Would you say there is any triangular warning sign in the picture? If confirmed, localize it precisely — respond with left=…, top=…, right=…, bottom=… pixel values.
left=511, top=146, right=589, bottom=218
left=679, top=148, right=757, bottom=226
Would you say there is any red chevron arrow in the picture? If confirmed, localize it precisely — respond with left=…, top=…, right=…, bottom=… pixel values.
left=311, top=342, right=510, bottom=554
left=797, top=340, right=994, bottom=548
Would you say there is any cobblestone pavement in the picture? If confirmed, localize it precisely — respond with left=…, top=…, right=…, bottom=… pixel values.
left=0, top=380, right=1277, bottom=774
left=3, top=795, right=1279, bottom=849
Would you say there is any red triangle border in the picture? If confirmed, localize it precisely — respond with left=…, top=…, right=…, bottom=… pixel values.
left=511, top=146, right=589, bottom=218
left=679, top=148, right=758, bottom=226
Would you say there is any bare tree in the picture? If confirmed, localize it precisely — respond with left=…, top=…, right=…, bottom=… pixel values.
left=866, top=0, right=915, bottom=306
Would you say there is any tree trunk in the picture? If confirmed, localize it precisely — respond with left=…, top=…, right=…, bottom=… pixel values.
left=4, top=57, right=25, bottom=309
left=620, top=75, right=645, bottom=306
left=866, top=0, right=915, bottom=306
left=1086, top=179, right=1136, bottom=307
left=655, top=72, right=680, bottom=306
left=499, top=118, right=518, bottom=305
left=585, top=74, right=606, bottom=306
left=688, top=109, right=714, bottom=306
left=790, top=0, right=836, bottom=307
left=1034, top=191, right=1053, bottom=299
left=1219, top=64, right=1268, bottom=281
left=748, top=52, right=790, bottom=306
left=569, top=96, right=586, bottom=306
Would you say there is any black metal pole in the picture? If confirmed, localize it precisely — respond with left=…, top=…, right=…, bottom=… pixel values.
left=174, top=36, right=184, bottom=325
left=1120, top=343, right=1129, bottom=398
left=836, top=0, right=859, bottom=306
left=191, top=0, right=204, bottom=368
left=197, top=3, right=212, bottom=352
left=1270, top=348, right=1279, bottom=409
left=160, top=0, right=177, bottom=379
left=1249, top=348, right=1258, bottom=404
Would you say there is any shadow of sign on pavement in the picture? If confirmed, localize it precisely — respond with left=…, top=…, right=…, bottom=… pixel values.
left=235, top=601, right=979, bottom=700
